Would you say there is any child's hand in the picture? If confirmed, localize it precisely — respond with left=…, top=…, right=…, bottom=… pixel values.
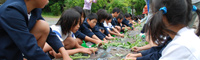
left=131, top=47, right=142, bottom=52
left=106, top=36, right=115, bottom=40
left=124, top=54, right=137, bottom=60
left=89, top=48, right=98, bottom=55
left=120, top=34, right=124, bottom=38
left=79, top=48, right=92, bottom=54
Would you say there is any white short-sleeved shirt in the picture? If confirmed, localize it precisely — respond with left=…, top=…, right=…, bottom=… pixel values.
left=103, top=21, right=114, bottom=30
left=50, top=25, right=76, bottom=41
left=160, top=27, right=200, bottom=60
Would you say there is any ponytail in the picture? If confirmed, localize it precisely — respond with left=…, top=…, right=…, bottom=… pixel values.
left=146, top=10, right=167, bottom=45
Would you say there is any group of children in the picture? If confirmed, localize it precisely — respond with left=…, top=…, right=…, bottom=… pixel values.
left=1, top=0, right=200, bottom=60
left=42, top=6, right=144, bottom=59
left=0, top=0, right=139, bottom=59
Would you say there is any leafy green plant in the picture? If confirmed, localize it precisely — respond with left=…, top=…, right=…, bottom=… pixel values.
left=50, top=2, right=61, bottom=16
left=70, top=53, right=90, bottom=59
left=115, top=53, right=124, bottom=57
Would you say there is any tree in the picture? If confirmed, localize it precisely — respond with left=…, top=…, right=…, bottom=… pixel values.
left=42, top=0, right=145, bottom=16
left=64, top=0, right=84, bottom=10
left=132, top=0, right=146, bottom=15
left=42, top=0, right=65, bottom=15
left=106, top=0, right=129, bottom=14
left=91, top=0, right=108, bottom=13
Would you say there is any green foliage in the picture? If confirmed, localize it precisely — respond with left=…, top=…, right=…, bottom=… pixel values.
left=64, top=0, right=84, bottom=10
left=43, top=0, right=64, bottom=16
left=106, top=0, right=129, bottom=13
left=91, top=0, right=108, bottom=13
left=43, top=0, right=146, bottom=16
left=132, top=0, right=146, bottom=15
left=70, top=53, right=90, bottom=59
left=125, top=0, right=146, bottom=15
left=50, top=3, right=61, bottom=16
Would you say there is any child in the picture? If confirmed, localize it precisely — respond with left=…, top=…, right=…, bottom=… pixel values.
left=92, top=9, right=114, bottom=41
left=111, top=8, right=122, bottom=32
left=127, top=0, right=200, bottom=59
left=125, top=31, right=171, bottom=60
left=122, top=13, right=134, bottom=30
left=104, top=15, right=124, bottom=37
left=132, top=16, right=141, bottom=24
left=116, top=14, right=132, bottom=32
left=126, top=37, right=172, bottom=60
left=73, top=6, right=103, bottom=45
left=0, top=0, right=71, bottom=60
left=43, top=9, right=97, bottom=58
left=81, top=13, right=108, bottom=44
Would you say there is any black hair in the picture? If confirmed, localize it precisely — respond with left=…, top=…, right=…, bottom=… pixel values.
left=106, top=15, right=112, bottom=20
left=132, top=15, right=138, bottom=21
left=129, top=13, right=132, bottom=17
left=56, top=9, right=80, bottom=35
left=112, top=7, right=120, bottom=13
left=73, top=6, right=86, bottom=19
left=87, top=13, right=98, bottom=21
left=124, top=13, right=131, bottom=18
left=116, top=14, right=123, bottom=20
left=96, top=9, right=108, bottom=22
left=146, top=0, right=196, bottom=45
left=137, top=15, right=141, bottom=20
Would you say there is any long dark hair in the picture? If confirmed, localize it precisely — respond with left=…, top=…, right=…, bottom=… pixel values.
left=73, top=6, right=86, bottom=20
left=146, top=0, right=199, bottom=45
left=56, top=9, right=80, bottom=35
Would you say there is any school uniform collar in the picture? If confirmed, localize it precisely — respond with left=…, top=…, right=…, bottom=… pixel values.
left=177, top=27, right=194, bottom=35
left=173, top=27, right=194, bottom=41
left=84, top=21, right=92, bottom=29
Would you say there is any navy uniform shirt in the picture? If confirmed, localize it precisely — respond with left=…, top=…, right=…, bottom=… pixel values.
left=92, top=22, right=106, bottom=40
left=80, top=21, right=95, bottom=38
left=116, top=21, right=125, bottom=32
left=122, top=18, right=132, bottom=27
left=75, top=24, right=87, bottom=39
left=122, top=18, right=134, bottom=30
left=111, top=18, right=118, bottom=27
left=98, top=22, right=110, bottom=35
left=0, top=0, right=63, bottom=60
left=137, top=37, right=172, bottom=60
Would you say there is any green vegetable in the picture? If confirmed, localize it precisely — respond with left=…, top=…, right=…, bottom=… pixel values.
left=145, top=41, right=149, bottom=45
left=127, top=42, right=131, bottom=45
left=115, top=53, right=124, bottom=57
left=70, top=53, right=90, bottom=59
left=70, top=55, right=90, bottom=59
left=112, top=35, right=116, bottom=37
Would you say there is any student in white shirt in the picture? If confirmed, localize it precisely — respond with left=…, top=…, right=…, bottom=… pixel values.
left=43, top=9, right=97, bottom=58
left=103, top=15, right=124, bottom=37
left=126, top=0, right=200, bottom=60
